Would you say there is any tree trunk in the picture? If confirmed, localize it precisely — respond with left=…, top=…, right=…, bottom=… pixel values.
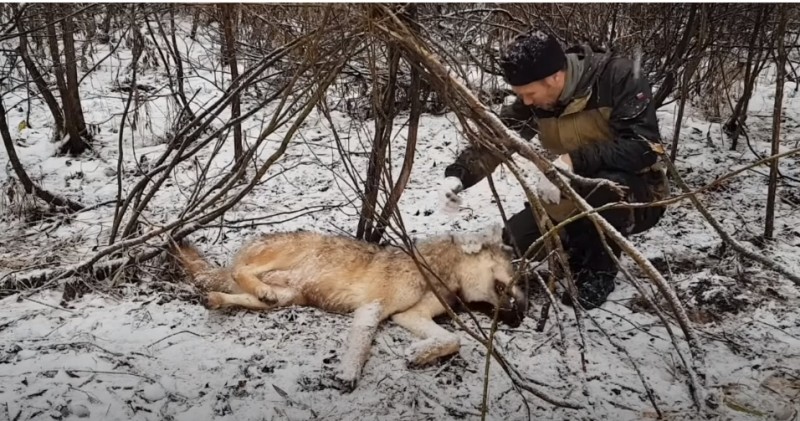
left=83, top=6, right=97, bottom=39
left=724, top=6, right=769, bottom=149
left=219, top=4, right=242, bottom=161
left=190, top=7, right=200, bottom=40
left=356, top=45, right=400, bottom=241
left=608, top=5, right=618, bottom=46
left=653, top=4, right=697, bottom=109
left=146, top=6, right=197, bottom=130
left=98, top=4, right=113, bottom=43
left=144, top=7, right=197, bottom=134
left=0, top=99, right=84, bottom=212
left=669, top=5, right=701, bottom=161
left=169, top=5, right=192, bottom=119
left=110, top=5, right=144, bottom=245
left=15, top=5, right=64, bottom=138
left=47, top=11, right=88, bottom=155
left=765, top=8, right=787, bottom=241
left=367, top=57, right=421, bottom=244
left=61, top=6, right=88, bottom=134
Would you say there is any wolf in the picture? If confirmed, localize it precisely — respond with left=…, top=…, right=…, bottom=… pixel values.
left=171, top=224, right=529, bottom=391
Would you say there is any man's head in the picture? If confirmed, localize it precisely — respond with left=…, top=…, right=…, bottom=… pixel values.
left=499, top=30, right=567, bottom=110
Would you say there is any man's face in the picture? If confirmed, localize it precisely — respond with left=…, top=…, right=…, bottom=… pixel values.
left=510, top=72, right=565, bottom=110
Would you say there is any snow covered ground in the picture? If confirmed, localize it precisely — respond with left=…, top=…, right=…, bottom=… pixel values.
left=1, top=18, right=799, bottom=421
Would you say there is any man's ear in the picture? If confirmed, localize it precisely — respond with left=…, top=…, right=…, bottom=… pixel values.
left=548, top=71, right=564, bottom=87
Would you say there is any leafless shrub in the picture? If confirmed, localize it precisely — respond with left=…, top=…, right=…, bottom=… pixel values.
left=0, top=178, right=40, bottom=221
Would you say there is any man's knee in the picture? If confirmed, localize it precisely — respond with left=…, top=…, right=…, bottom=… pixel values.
left=501, top=224, right=517, bottom=251
left=577, top=171, right=636, bottom=234
left=502, top=203, right=549, bottom=259
left=581, top=170, right=669, bottom=235
left=621, top=169, right=668, bottom=234
left=602, top=167, right=669, bottom=234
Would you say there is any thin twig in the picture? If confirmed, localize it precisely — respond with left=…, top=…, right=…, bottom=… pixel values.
left=30, top=342, right=124, bottom=358
left=146, top=330, right=204, bottom=349
left=20, top=297, right=75, bottom=313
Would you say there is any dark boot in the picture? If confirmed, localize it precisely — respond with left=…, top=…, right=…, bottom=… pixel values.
left=560, top=220, right=622, bottom=310
left=563, top=264, right=618, bottom=310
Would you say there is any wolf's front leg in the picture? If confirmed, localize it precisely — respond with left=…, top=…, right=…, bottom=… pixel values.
left=333, top=301, right=383, bottom=392
left=391, top=294, right=460, bottom=367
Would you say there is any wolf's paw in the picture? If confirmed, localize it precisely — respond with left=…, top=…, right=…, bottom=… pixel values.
left=318, top=370, right=358, bottom=393
left=406, top=352, right=456, bottom=369
left=405, top=338, right=460, bottom=368
left=254, top=285, right=277, bottom=303
left=331, top=374, right=357, bottom=394
left=206, top=292, right=224, bottom=309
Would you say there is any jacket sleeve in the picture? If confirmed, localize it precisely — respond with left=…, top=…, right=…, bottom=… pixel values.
left=569, top=58, right=663, bottom=175
left=444, top=98, right=537, bottom=189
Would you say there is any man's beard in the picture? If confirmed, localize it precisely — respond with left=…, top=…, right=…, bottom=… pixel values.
left=538, top=100, right=557, bottom=111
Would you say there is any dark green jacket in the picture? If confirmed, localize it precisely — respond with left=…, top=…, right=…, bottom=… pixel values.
left=445, top=45, right=666, bottom=189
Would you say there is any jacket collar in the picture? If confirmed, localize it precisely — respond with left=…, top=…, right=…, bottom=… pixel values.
left=552, top=44, right=611, bottom=114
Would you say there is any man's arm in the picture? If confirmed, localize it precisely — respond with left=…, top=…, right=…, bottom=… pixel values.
left=444, top=98, right=537, bottom=189
left=568, top=58, right=663, bottom=176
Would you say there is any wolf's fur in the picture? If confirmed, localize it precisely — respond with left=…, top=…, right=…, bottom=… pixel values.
left=172, top=224, right=528, bottom=391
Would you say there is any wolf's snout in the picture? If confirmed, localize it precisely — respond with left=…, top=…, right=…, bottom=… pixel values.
left=498, top=277, right=529, bottom=328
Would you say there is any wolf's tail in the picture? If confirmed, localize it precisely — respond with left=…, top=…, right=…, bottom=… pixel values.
left=171, top=240, right=240, bottom=293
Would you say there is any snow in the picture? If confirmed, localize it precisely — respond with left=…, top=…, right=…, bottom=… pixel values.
left=501, top=30, right=553, bottom=65
left=2, top=14, right=800, bottom=421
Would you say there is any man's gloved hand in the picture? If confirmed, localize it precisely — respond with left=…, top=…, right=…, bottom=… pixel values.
left=439, top=176, right=464, bottom=213
left=534, top=155, right=571, bottom=204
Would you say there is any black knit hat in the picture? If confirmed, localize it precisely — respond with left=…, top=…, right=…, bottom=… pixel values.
left=499, top=30, right=566, bottom=86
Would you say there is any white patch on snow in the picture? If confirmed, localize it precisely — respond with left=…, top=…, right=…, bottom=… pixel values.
left=69, top=404, right=91, bottom=418
left=141, top=383, right=167, bottom=402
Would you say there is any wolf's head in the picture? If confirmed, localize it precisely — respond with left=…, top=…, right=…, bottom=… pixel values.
left=455, top=225, right=529, bottom=327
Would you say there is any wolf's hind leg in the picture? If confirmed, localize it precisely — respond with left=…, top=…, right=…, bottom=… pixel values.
left=232, top=265, right=296, bottom=304
left=252, top=283, right=299, bottom=305
left=391, top=295, right=460, bottom=367
left=207, top=292, right=274, bottom=311
left=334, top=301, right=383, bottom=392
